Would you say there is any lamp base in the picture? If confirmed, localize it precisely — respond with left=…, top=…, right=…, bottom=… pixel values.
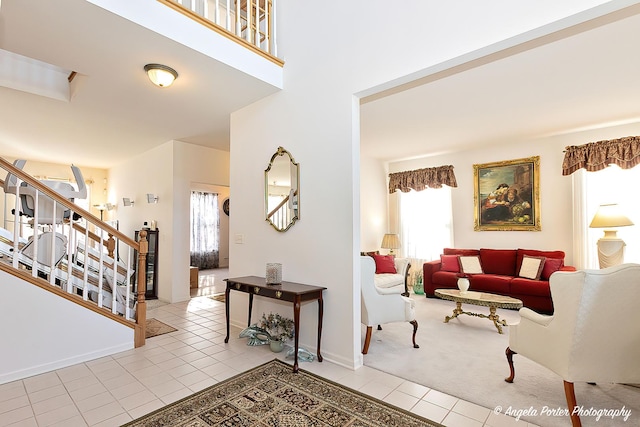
left=597, top=238, right=625, bottom=269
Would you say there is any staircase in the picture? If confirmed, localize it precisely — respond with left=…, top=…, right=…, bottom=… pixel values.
left=0, top=157, right=148, bottom=384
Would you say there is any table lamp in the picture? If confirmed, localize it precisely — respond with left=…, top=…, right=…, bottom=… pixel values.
left=381, top=233, right=401, bottom=255
left=589, top=203, right=634, bottom=268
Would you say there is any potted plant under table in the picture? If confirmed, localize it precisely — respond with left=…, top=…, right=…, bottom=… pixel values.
left=259, top=312, right=295, bottom=353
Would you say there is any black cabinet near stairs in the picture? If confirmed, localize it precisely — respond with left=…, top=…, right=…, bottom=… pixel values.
left=134, top=228, right=158, bottom=299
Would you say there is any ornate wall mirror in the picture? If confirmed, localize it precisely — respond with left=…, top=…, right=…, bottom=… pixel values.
left=265, top=146, right=300, bottom=232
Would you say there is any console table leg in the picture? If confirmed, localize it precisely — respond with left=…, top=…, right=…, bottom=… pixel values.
left=293, top=297, right=301, bottom=373
left=224, top=286, right=231, bottom=343
left=317, top=296, right=324, bottom=362
left=247, top=293, right=254, bottom=327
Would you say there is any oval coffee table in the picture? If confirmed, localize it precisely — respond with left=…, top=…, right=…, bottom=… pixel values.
left=435, top=289, right=523, bottom=334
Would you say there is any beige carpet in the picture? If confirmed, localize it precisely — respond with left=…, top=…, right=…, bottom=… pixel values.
left=364, top=294, right=639, bottom=426
left=122, top=359, right=442, bottom=426
left=145, top=318, right=177, bottom=338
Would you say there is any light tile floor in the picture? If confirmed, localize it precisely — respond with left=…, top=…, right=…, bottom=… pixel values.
left=0, top=270, right=539, bottom=427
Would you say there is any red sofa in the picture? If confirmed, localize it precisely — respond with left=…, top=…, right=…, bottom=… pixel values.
left=423, top=248, right=576, bottom=314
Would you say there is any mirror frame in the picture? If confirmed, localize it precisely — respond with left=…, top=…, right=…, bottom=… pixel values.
left=265, top=146, right=300, bottom=232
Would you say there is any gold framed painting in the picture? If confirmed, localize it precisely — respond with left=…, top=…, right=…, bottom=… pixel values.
left=474, top=156, right=541, bottom=231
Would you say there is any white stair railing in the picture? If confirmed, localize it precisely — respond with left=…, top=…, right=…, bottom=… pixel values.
left=162, top=0, right=278, bottom=58
left=0, top=157, right=148, bottom=347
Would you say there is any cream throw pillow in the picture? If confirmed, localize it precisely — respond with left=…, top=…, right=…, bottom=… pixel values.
left=458, top=256, right=483, bottom=274
left=519, top=255, right=546, bottom=280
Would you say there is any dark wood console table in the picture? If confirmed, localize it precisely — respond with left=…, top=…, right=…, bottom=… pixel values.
left=224, top=276, right=326, bottom=372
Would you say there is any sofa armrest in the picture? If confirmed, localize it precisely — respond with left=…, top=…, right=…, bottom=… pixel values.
left=560, top=265, right=576, bottom=272
left=393, top=258, right=411, bottom=296
left=423, top=260, right=441, bottom=296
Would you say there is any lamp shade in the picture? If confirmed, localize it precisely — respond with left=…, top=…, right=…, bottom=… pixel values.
left=589, top=204, right=634, bottom=228
left=381, top=233, right=401, bottom=250
left=144, top=63, right=178, bottom=87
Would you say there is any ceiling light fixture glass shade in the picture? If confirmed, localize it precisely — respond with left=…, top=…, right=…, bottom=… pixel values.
left=144, top=63, right=178, bottom=88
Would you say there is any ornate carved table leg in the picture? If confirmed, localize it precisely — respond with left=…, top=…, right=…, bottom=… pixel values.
left=444, top=301, right=463, bottom=323
left=488, top=306, right=507, bottom=334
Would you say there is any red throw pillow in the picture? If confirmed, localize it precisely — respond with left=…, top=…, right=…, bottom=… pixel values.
left=373, top=254, right=396, bottom=274
left=440, top=254, right=460, bottom=272
left=541, top=258, right=564, bottom=280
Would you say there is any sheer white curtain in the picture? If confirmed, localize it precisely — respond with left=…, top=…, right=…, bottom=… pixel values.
left=399, top=187, right=454, bottom=263
left=190, top=191, right=220, bottom=269
left=572, top=165, right=640, bottom=269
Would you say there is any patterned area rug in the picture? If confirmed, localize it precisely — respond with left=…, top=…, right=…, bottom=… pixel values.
left=122, top=359, right=441, bottom=426
left=145, top=318, right=177, bottom=338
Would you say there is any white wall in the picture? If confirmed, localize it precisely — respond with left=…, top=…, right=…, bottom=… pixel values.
left=360, top=155, right=388, bottom=252
left=0, top=271, right=133, bottom=384
left=381, top=121, right=640, bottom=267
left=174, top=142, right=231, bottom=287
left=190, top=184, right=230, bottom=268
left=109, top=141, right=230, bottom=303
left=229, top=0, right=616, bottom=369
left=109, top=142, right=174, bottom=300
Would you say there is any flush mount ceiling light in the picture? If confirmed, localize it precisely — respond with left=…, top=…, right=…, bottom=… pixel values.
left=144, top=63, right=178, bottom=88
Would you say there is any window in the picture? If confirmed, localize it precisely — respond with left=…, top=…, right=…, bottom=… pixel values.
left=574, top=165, right=640, bottom=268
left=190, top=191, right=220, bottom=269
left=399, top=187, right=454, bottom=262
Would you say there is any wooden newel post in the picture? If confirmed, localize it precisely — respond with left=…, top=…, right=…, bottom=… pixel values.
left=135, top=230, right=148, bottom=348
left=106, top=234, right=116, bottom=258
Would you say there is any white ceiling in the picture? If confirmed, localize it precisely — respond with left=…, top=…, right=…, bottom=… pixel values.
left=361, top=4, right=640, bottom=162
left=1, top=1, right=640, bottom=169
left=0, top=0, right=279, bottom=168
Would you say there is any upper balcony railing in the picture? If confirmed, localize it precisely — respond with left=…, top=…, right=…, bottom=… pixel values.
left=158, top=0, right=281, bottom=65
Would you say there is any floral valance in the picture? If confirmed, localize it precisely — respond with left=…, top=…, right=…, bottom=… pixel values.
left=388, top=165, right=457, bottom=194
left=562, top=136, right=640, bottom=176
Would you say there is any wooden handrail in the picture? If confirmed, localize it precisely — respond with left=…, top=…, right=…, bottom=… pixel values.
left=68, top=221, right=116, bottom=258
left=267, top=189, right=297, bottom=219
left=0, top=157, right=147, bottom=347
left=0, top=157, right=137, bottom=247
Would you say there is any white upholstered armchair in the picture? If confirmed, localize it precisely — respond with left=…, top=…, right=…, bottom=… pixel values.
left=374, top=256, right=411, bottom=296
left=361, top=256, right=419, bottom=354
left=505, top=263, right=640, bottom=426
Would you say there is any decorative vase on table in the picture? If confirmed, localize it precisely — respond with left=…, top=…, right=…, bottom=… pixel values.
left=457, top=277, right=470, bottom=294
left=266, top=263, right=282, bottom=285
left=269, top=339, right=285, bottom=353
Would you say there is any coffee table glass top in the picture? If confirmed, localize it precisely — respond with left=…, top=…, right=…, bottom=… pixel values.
left=435, top=289, right=523, bottom=309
